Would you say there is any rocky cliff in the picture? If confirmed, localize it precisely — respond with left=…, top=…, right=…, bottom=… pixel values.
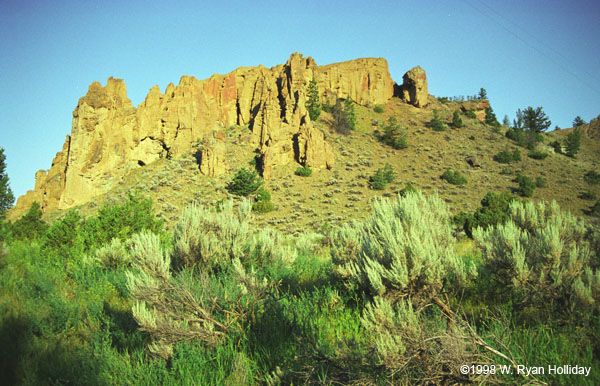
left=11, top=53, right=425, bottom=219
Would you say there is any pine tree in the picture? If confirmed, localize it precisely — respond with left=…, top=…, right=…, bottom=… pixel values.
left=565, top=127, right=582, bottom=158
left=306, top=78, right=321, bottom=121
left=344, top=97, right=357, bottom=130
left=573, top=116, right=586, bottom=127
left=0, top=147, right=15, bottom=219
left=452, top=110, right=464, bottom=128
left=478, top=88, right=488, bottom=100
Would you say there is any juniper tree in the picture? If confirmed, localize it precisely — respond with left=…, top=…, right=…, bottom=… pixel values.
left=565, top=127, right=582, bottom=158
left=452, top=110, right=464, bottom=128
left=0, top=148, right=14, bottom=219
left=306, top=78, right=321, bottom=121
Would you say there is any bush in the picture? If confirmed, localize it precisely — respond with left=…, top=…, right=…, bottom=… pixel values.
left=474, top=200, right=600, bottom=324
left=369, top=164, right=395, bottom=190
left=440, top=170, right=467, bottom=185
left=535, top=176, right=547, bottom=188
left=226, top=168, right=262, bottom=196
left=428, top=110, right=446, bottom=131
left=373, top=105, right=384, bottom=113
left=127, top=231, right=272, bottom=359
left=294, top=165, right=312, bottom=177
left=398, top=182, right=418, bottom=197
left=378, top=117, right=407, bottom=150
left=516, top=174, right=535, bottom=197
left=334, top=191, right=475, bottom=302
left=579, top=191, right=597, bottom=200
left=584, top=171, right=600, bottom=185
left=527, top=151, right=548, bottom=160
left=493, top=149, right=521, bottom=164
left=252, top=187, right=274, bottom=213
left=451, top=110, right=464, bottom=128
left=466, top=110, right=477, bottom=119
left=9, top=202, right=48, bottom=241
left=550, top=140, right=563, bottom=154
left=172, top=200, right=252, bottom=271
left=592, top=201, right=600, bottom=217
left=459, top=191, right=518, bottom=237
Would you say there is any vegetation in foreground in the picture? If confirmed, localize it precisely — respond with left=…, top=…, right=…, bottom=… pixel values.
left=1, top=190, right=598, bottom=385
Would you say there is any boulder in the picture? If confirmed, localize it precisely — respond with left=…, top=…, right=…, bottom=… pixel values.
left=401, top=66, right=428, bottom=108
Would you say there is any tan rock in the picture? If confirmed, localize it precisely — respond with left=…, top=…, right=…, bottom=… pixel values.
left=401, top=66, right=428, bottom=108
left=198, top=132, right=228, bottom=177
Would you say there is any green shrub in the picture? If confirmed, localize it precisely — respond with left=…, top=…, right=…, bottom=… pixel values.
left=466, top=110, right=477, bottom=119
left=9, top=202, right=48, bottom=241
left=440, top=170, right=467, bottom=185
left=378, top=117, right=407, bottom=150
left=373, top=105, right=384, bottom=113
left=368, top=164, right=395, bottom=190
left=398, top=182, right=418, bottom=197
left=226, top=168, right=262, bottom=196
left=252, top=187, right=274, bottom=213
left=535, top=176, right=547, bottom=188
left=459, top=191, right=518, bottom=237
left=493, top=149, right=520, bottom=163
left=428, top=110, right=446, bottom=131
left=474, top=200, right=600, bottom=324
left=579, top=191, right=597, bottom=200
left=294, top=165, right=312, bottom=177
left=172, top=200, right=252, bottom=270
left=334, top=191, right=475, bottom=301
left=451, top=110, right=464, bottom=128
left=584, top=170, right=600, bottom=185
left=468, top=135, right=475, bottom=141
left=550, top=140, right=562, bottom=154
left=527, top=151, right=548, bottom=160
left=516, top=174, right=535, bottom=197
left=592, top=201, right=600, bottom=217
left=127, top=231, right=272, bottom=359
left=332, top=98, right=357, bottom=134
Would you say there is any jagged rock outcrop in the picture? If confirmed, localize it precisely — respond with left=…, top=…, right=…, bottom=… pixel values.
left=400, top=66, right=428, bottom=108
left=10, top=53, right=397, bottom=219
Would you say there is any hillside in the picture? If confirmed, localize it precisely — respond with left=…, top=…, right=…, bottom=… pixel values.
left=9, top=54, right=599, bottom=231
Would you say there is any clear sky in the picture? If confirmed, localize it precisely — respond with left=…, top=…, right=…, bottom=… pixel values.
left=1, top=0, right=599, bottom=200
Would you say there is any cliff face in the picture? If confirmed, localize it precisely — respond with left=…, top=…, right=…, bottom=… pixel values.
left=11, top=53, right=399, bottom=218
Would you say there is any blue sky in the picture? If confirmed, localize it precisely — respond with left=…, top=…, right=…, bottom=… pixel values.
left=1, top=0, right=599, bottom=200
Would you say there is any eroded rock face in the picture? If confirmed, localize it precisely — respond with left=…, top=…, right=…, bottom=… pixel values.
left=401, top=66, right=428, bottom=108
left=10, top=53, right=396, bottom=219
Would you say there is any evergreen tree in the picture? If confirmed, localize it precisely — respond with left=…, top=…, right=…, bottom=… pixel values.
left=306, top=78, right=321, bottom=121
left=452, top=110, right=464, bottom=128
left=565, top=127, right=582, bottom=158
left=503, top=115, right=511, bottom=126
left=573, top=116, right=586, bottom=127
left=344, top=97, right=357, bottom=130
left=0, top=147, right=15, bottom=219
left=332, top=97, right=356, bottom=134
left=10, top=202, right=48, bottom=240
left=484, top=106, right=499, bottom=127
left=519, top=106, right=551, bottom=133
left=226, top=168, right=262, bottom=196
left=478, top=88, right=488, bottom=100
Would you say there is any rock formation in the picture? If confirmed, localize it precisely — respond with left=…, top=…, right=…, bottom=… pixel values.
left=400, top=66, right=428, bottom=108
left=10, top=53, right=399, bottom=219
